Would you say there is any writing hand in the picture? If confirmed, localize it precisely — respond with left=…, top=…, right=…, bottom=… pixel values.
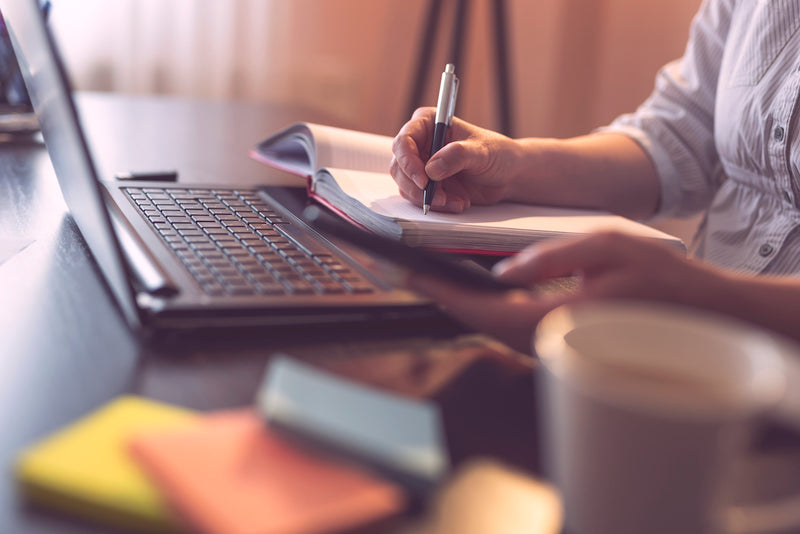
left=390, top=107, right=520, bottom=214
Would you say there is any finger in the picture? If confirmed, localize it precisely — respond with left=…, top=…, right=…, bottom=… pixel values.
left=390, top=156, right=425, bottom=204
left=433, top=179, right=471, bottom=213
left=427, top=136, right=492, bottom=183
left=393, top=109, right=435, bottom=190
left=411, top=106, right=437, bottom=122
left=578, top=270, right=638, bottom=300
left=392, top=135, right=428, bottom=190
left=493, top=233, right=626, bottom=284
left=392, top=170, right=425, bottom=207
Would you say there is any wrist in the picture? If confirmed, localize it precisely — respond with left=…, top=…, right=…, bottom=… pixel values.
left=500, top=137, right=560, bottom=203
left=675, top=260, right=739, bottom=313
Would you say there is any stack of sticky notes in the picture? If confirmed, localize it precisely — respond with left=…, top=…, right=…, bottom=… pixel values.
left=16, top=396, right=194, bottom=532
left=16, top=395, right=406, bottom=534
left=130, top=410, right=405, bottom=534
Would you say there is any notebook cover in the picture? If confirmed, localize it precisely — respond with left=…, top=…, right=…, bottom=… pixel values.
left=130, top=409, right=406, bottom=534
left=16, top=395, right=195, bottom=533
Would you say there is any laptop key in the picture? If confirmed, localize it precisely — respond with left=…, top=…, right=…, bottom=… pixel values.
left=286, top=280, right=316, bottom=294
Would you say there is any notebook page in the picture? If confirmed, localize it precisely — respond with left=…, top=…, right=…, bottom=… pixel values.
left=308, top=124, right=393, bottom=174
left=322, top=168, right=678, bottom=243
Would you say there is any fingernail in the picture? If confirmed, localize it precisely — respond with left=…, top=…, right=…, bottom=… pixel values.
left=493, top=254, right=527, bottom=276
left=492, top=258, right=514, bottom=276
left=493, top=249, right=537, bottom=277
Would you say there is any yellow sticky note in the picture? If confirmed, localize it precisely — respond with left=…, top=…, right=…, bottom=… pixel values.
left=16, top=396, right=195, bottom=533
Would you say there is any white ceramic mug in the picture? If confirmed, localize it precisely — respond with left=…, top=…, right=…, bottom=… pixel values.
left=534, top=301, right=800, bottom=534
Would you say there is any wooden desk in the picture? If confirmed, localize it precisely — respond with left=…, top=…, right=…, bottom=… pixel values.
left=0, top=93, right=540, bottom=533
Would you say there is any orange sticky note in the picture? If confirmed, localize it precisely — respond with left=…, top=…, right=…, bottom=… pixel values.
left=130, top=409, right=406, bottom=534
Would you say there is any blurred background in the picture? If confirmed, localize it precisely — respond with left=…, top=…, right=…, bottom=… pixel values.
left=49, top=0, right=701, bottom=138
left=47, top=0, right=703, bottom=240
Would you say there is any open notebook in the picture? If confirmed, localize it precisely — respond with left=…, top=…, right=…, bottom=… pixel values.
left=251, top=123, right=683, bottom=255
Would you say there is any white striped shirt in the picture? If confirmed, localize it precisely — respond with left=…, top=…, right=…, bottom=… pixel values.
left=602, top=0, right=800, bottom=275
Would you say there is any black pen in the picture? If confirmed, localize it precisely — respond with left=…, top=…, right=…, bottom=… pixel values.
left=114, top=170, right=179, bottom=182
left=423, top=63, right=459, bottom=215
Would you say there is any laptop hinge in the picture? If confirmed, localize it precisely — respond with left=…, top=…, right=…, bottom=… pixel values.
left=107, top=205, right=178, bottom=297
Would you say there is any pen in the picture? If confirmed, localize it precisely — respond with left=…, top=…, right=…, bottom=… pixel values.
left=423, top=63, right=459, bottom=215
left=114, top=170, right=179, bottom=182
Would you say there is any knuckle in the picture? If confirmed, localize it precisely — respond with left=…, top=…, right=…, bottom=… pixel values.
left=412, top=106, right=435, bottom=119
left=391, top=134, right=405, bottom=154
left=593, top=230, right=627, bottom=247
left=397, top=152, right=414, bottom=173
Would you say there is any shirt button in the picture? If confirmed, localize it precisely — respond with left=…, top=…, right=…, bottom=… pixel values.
left=759, top=243, right=774, bottom=257
left=774, top=126, right=785, bottom=141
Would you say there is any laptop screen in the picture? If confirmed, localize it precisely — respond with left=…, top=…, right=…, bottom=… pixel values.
left=1, top=0, right=140, bottom=327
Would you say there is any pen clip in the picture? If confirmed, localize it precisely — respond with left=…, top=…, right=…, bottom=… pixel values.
left=446, top=75, right=459, bottom=126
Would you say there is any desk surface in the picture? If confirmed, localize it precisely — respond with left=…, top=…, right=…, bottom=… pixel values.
left=0, top=93, right=542, bottom=534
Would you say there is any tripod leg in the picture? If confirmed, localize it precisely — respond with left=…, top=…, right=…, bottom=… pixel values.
left=492, top=0, right=512, bottom=136
left=405, top=0, right=444, bottom=122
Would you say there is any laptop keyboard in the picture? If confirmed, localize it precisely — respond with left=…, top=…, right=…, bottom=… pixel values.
left=124, top=187, right=375, bottom=297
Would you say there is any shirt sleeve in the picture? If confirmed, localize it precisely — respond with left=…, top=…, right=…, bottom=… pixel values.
left=596, top=0, right=736, bottom=219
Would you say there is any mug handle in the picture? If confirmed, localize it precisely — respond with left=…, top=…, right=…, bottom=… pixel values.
left=724, top=352, right=800, bottom=534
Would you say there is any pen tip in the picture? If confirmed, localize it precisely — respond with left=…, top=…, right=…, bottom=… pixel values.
left=423, top=205, right=430, bottom=215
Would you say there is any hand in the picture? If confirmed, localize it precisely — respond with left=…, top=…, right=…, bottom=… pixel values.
left=493, top=230, right=701, bottom=304
left=390, top=107, right=521, bottom=213
left=405, top=231, right=711, bottom=354
left=408, top=272, right=565, bottom=354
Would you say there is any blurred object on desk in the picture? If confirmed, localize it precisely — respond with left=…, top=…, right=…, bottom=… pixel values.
left=0, top=107, right=38, bottom=136
left=0, top=3, right=42, bottom=137
left=258, top=355, right=450, bottom=497
left=408, top=460, right=562, bottom=534
left=16, top=396, right=195, bottom=533
left=305, top=333, right=540, bottom=476
left=535, top=301, right=800, bottom=534
left=130, top=409, right=406, bottom=534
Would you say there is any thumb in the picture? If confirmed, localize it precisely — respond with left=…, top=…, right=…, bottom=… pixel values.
left=425, top=140, right=480, bottom=181
left=494, top=233, right=622, bottom=285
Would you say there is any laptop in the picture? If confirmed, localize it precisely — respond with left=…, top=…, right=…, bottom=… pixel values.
left=1, top=0, right=434, bottom=330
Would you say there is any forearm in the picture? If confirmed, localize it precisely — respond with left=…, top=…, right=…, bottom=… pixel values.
left=505, top=132, right=661, bottom=220
left=681, top=265, right=800, bottom=345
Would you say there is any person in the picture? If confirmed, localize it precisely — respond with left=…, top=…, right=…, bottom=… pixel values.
left=389, top=0, right=800, bottom=354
